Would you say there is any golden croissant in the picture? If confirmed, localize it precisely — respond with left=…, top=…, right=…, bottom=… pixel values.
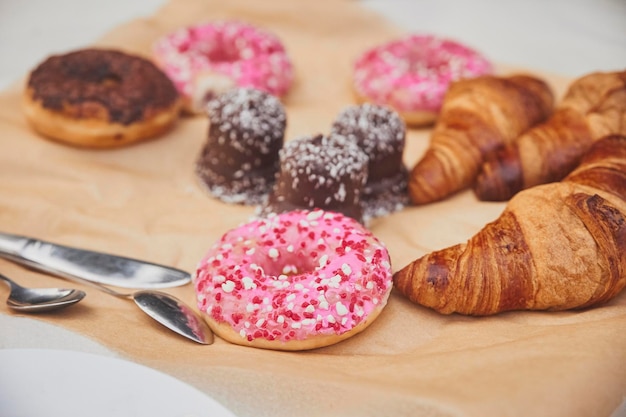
left=474, top=70, right=626, bottom=201
left=394, top=134, right=626, bottom=315
left=408, top=74, right=554, bottom=205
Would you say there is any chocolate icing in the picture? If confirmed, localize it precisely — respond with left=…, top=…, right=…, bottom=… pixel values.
left=27, top=49, right=179, bottom=125
left=195, top=88, right=286, bottom=205
left=331, top=104, right=409, bottom=220
left=261, top=133, right=369, bottom=222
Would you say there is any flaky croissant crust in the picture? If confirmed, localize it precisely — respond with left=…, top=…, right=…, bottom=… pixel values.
left=474, top=70, right=626, bottom=201
left=408, top=74, right=554, bottom=205
left=394, top=135, right=626, bottom=315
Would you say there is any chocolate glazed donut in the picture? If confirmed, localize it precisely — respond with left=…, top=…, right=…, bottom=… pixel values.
left=23, top=48, right=181, bottom=148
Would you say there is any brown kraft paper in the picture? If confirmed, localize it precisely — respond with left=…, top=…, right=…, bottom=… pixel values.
left=0, top=0, right=624, bottom=416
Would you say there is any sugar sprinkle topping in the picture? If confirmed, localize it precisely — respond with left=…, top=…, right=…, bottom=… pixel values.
left=353, top=34, right=493, bottom=112
left=280, top=133, right=368, bottom=178
left=331, top=103, right=406, bottom=156
left=152, top=21, right=294, bottom=100
left=193, top=209, right=393, bottom=343
left=207, top=87, right=286, bottom=153
left=195, top=87, right=286, bottom=205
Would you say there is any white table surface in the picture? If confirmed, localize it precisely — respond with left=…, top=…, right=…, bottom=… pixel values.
left=0, top=0, right=625, bottom=416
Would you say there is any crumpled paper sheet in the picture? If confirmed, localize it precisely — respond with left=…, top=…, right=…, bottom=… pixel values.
left=0, top=0, right=624, bottom=416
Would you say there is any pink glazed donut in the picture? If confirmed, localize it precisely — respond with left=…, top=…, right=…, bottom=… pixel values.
left=194, top=209, right=393, bottom=350
left=153, top=21, right=294, bottom=113
left=353, top=34, right=493, bottom=126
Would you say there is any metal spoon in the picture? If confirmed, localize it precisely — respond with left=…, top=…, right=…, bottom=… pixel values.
left=66, top=276, right=213, bottom=345
left=0, top=273, right=85, bottom=313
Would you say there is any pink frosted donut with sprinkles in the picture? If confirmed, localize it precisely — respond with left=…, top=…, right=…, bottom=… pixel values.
left=193, top=209, right=393, bottom=350
left=353, top=34, right=493, bottom=126
left=153, top=21, right=294, bottom=113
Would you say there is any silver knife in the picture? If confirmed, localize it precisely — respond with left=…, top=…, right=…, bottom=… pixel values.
left=0, top=232, right=191, bottom=289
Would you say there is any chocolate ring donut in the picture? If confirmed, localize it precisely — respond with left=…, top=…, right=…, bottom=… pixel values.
left=23, top=48, right=181, bottom=148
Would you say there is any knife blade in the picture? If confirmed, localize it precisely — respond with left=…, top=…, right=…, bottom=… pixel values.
left=0, top=232, right=191, bottom=289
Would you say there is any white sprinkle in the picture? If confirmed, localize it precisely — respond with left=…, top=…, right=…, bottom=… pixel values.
left=302, top=318, right=315, bottom=326
left=287, top=245, right=294, bottom=253
left=221, top=280, right=235, bottom=293
left=242, top=276, right=256, bottom=290
left=277, top=315, right=285, bottom=324
left=291, top=322, right=302, bottom=329
left=307, top=210, right=324, bottom=220
left=273, top=280, right=289, bottom=289
left=268, top=248, right=279, bottom=259
left=245, top=248, right=256, bottom=255
left=282, top=265, right=296, bottom=274
left=318, top=255, right=329, bottom=268
left=305, top=305, right=315, bottom=313
left=341, top=263, right=352, bottom=275
left=286, top=294, right=296, bottom=302
left=335, top=302, right=349, bottom=316
left=239, top=329, right=246, bottom=338
left=327, top=314, right=336, bottom=323
left=213, top=275, right=226, bottom=284
left=256, top=319, right=265, bottom=327
left=329, top=275, right=342, bottom=288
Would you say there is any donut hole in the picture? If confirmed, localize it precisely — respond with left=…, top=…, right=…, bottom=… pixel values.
left=261, top=250, right=318, bottom=278
left=100, top=73, right=123, bottom=88
left=185, top=35, right=244, bottom=64
left=206, top=47, right=241, bottom=63
left=406, top=54, right=447, bottom=72
left=65, top=63, right=123, bottom=87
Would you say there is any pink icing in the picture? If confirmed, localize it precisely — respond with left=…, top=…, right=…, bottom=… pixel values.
left=153, top=21, right=293, bottom=101
left=194, top=209, right=393, bottom=344
left=353, top=34, right=493, bottom=112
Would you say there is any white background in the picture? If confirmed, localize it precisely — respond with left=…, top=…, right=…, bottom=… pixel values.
left=1, top=0, right=625, bottom=90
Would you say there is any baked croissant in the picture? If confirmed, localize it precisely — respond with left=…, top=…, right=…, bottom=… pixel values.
left=394, top=134, right=626, bottom=315
left=474, top=70, right=626, bottom=201
left=408, top=74, right=554, bottom=204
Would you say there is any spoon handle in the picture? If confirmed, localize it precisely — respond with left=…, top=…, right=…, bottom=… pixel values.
left=0, top=232, right=191, bottom=289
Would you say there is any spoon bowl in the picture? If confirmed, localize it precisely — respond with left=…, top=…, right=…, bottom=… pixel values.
left=62, top=276, right=213, bottom=345
left=0, top=273, right=86, bottom=313
left=132, top=290, right=214, bottom=345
